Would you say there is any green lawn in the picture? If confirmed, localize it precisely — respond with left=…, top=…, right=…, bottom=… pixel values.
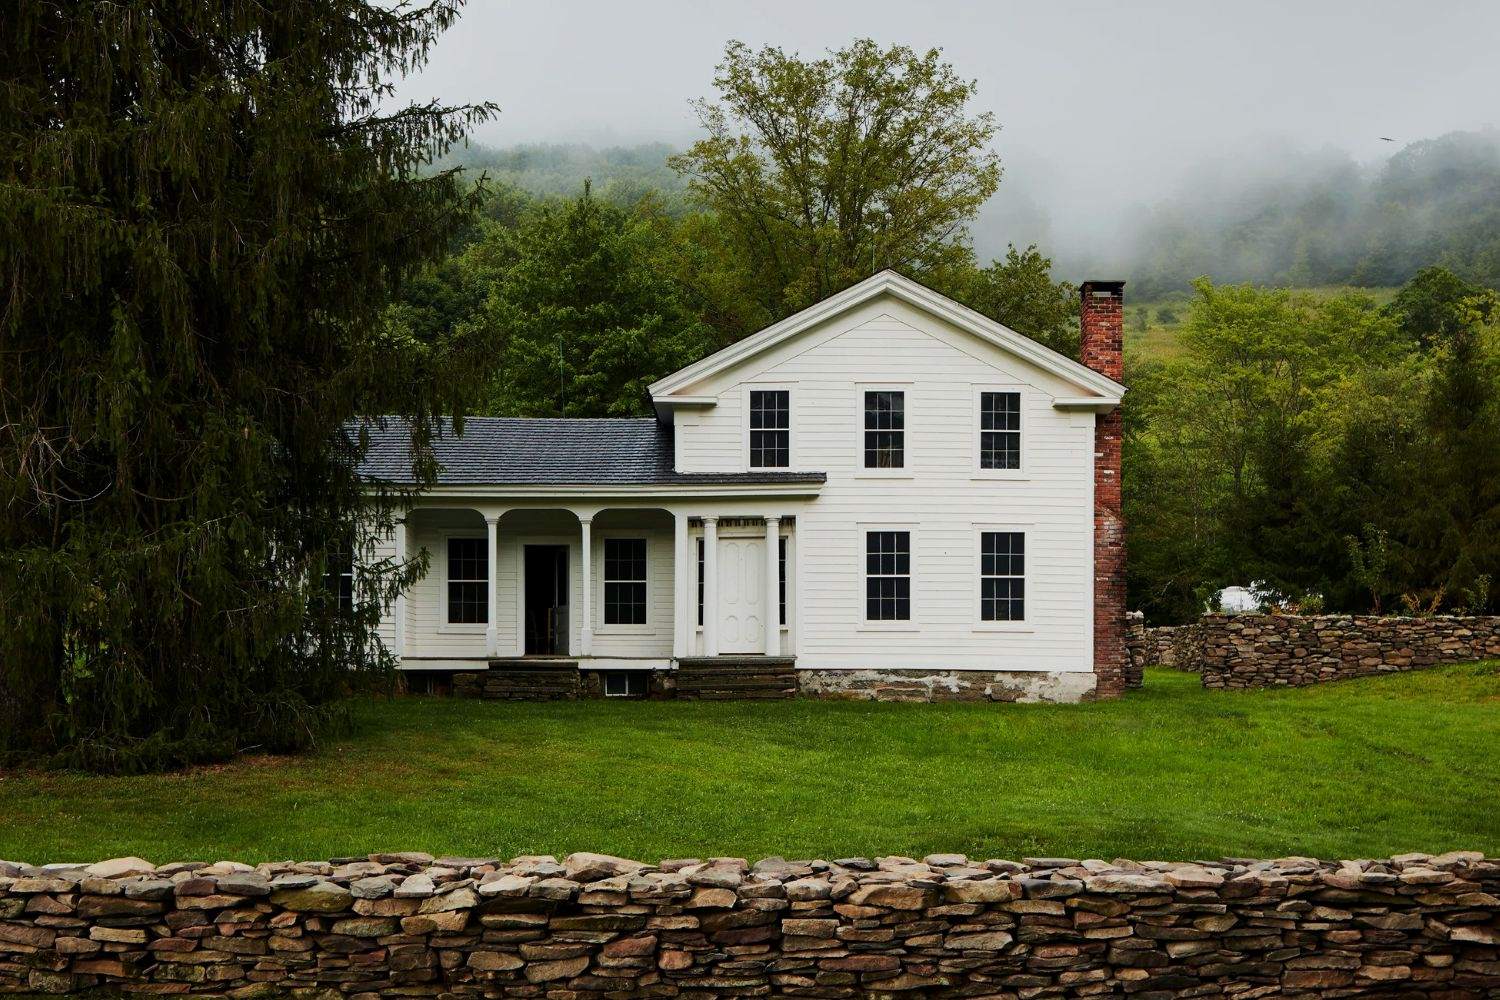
left=2, top=666, right=1496, bottom=865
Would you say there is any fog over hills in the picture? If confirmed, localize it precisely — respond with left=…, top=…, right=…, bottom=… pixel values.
left=440, top=128, right=1500, bottom=297
left=399, top=0, right=1500, bottom=294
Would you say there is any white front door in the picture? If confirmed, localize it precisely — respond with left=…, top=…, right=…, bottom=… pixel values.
left=717, top=536, right=765, bottom=653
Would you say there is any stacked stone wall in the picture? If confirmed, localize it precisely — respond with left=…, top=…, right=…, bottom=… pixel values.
left=3, top=851, right=1496, bottom=997
left=1188, top=614, right=1500, bottom=689
left=1125, top=615, right=1200, bottom=678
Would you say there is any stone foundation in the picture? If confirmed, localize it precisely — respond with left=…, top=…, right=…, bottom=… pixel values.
left=675, top=657, right=797, bottom=700
left=2, top=851, right=1495, bottom=997
left=453, top=661, right=582, bottom=700
left=797, top=669, right=1097, bottom=703
left=1187, top=613, right=1500, bottom=689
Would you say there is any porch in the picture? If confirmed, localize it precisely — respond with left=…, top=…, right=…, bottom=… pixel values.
left=383, top=502, right=799, bottom=675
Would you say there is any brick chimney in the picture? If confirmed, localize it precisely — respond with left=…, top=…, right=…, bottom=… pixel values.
left=1080, top=281, right=1126, bottom=698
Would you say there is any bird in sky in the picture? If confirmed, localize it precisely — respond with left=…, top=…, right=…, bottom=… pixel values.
left=1379, top=137, right=1397, bottom=142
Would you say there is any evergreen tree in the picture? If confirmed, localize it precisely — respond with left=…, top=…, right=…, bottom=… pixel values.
left=0, top=1, right=493, bottom=770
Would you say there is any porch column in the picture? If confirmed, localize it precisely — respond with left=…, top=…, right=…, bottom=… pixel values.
left=579, top=516, right=594, bottom=656
left=485, top=513, right=499, bottom=657
left=702, top=516, right=719, bottom=657
left=764, top=516, right=781, bottom=656
left=672, top=512, right=689, bottom=659
left=393, top=519, right=407, bottom=658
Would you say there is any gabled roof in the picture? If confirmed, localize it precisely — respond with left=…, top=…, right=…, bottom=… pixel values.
left=356, top=417, right=824, bottom=487
left=648, top=270, right=1126, bottom=412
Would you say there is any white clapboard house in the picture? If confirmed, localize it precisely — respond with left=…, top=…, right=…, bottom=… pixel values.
left=359, top=271, right=1128, bottom=701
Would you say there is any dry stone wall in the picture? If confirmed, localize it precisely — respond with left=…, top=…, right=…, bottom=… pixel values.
left=1192, top=613, right=1500, bottom=689
left=3, top=851, right=1497, bottom=997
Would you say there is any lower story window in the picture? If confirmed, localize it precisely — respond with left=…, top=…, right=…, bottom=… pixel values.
left=981, top=531, right=1025, bottom=621
left=602, top=671, right=649, bottom=698
left=604, top=537, right=648, bottom=625
left=865, top=530, right=910, bottom=621
left=447, top=537, right=488, bottom=624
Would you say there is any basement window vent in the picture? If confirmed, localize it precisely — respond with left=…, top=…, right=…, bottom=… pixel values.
left=602, top=671, right=649, bottom=698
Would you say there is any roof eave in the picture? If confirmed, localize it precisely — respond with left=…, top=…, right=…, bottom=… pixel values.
left=648, top=270, right=1128, bottom=405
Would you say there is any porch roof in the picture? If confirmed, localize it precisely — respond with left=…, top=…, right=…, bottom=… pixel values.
left=356, top=417, right=826, bottom=488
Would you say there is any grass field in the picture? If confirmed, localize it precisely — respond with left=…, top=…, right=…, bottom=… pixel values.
left=2, top=666, right=1496, bottom=865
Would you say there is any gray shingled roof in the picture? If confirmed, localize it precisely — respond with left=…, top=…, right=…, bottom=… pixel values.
left=355, top=417, right=824, bottom=488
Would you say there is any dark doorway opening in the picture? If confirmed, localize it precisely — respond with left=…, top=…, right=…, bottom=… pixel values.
left=524, top=545, right=569, bottom=655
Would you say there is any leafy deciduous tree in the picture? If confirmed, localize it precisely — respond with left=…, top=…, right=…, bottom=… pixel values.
left=670, top=39, right=1001, bottom=318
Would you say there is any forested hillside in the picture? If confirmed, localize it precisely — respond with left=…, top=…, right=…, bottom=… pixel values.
left=438, top=129, right=1500, bottom=300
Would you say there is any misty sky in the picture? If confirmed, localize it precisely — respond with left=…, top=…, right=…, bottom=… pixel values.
left=398, top=0, right=1500, bottom=256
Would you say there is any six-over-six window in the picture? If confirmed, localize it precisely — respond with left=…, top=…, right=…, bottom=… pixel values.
left=604, top=538, right=648, bottom=625
left=865, top=530, right=911, bottom=621
left=863, top=390, right=904, bottom=468
left=749, top=389, right=790, bottom=468
left=447, top=537, right=488, bottom=624
left=980, top=391, right=1021, bottom=469
left=980, top=531, right=1025, bottom=621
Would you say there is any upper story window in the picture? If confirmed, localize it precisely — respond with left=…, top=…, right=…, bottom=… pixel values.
left=979, top=391, right=1021, bottom=470
left=865, top=530, right=911, bottom=621
left=604, top=538, right=648, bottom=625
left=749, top=389, right=790, bottom=468
left=447, top=537, right=488, bottom=624
left=980, top=531, right=1025, bottom=621
left=863, top=390, right=905, bottom=469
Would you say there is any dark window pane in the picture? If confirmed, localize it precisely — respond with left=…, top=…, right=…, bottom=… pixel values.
left=448, top=580, right=487, bottom=624
left=604, top=538, right=648, bottom=625
left=863, top=391, right=905, bottom=468
left=864, top=531, right=910, bottom=621
left=979, top=531, right=1025, bottom=621
left=696, top=538, right=704, bottom=627
left=980, top=392, right=1021, bottom=469
left=750, top=390, right=790, bottom=467
left=447, top=538, right=488, bottom=624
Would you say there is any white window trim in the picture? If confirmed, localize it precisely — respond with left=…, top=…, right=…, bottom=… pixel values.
left=602, top=671, right=648, bottom=697
left=971, top=385, right=1029, bottom=481
left=438, top=529, right=489, bottom=633
left=596, top=532, right=654, bottom=635
left=973, top=523, right=1033, bottom=633
left=855, top=383, right=914, bottom=479
left=858, top=522, right=918, bottom=632
left=742, top=382, right=797, bottom=472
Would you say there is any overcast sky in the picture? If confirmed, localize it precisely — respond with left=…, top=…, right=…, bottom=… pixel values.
left=397, top=0, right=1500, bottom=255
